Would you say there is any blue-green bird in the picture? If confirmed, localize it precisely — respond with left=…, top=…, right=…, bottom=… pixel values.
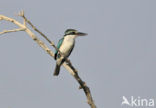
left=54, top=29, right=87, bottom=76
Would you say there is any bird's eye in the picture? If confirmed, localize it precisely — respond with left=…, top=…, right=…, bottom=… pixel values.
left=72, top=32, right=75, bottom=34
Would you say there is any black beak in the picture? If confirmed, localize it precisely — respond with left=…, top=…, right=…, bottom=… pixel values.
left=76, top=32, right=87, bottom=36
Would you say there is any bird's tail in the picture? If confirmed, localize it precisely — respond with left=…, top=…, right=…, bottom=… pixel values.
left=53, top=64, right=61, bottom=76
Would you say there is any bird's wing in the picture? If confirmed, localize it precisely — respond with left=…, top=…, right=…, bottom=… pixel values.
left=54, top=38, right=64, bottom=60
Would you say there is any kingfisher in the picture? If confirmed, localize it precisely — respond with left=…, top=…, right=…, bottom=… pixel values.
left=54, top=29, right=87, bottom=76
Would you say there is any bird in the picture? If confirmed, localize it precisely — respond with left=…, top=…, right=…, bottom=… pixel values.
left=53, top=29, right=87, bottom=76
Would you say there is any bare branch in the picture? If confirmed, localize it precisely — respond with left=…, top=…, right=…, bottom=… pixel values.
left=0, top=28, right=25, bottom=35
left=0, top=12, right=96, bottom=108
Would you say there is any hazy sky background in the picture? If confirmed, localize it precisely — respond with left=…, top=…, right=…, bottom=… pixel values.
left=0, top=0, right=156, bottom=108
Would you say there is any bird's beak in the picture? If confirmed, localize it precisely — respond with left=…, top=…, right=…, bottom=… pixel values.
left=76, top=32, right=87, bottom=36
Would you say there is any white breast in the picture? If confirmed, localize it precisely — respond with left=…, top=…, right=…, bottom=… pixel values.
left=59, top=35, right=76, bottom=57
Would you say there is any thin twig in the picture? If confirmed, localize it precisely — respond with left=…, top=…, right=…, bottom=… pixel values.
left=0, top=28, right=25, bottom=35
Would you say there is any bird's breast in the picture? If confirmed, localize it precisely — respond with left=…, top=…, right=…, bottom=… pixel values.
left=59, top=36, right=75, bottom=57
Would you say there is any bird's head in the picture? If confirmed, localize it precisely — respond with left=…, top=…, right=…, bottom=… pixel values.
left=64, top=29, right=87, bottom=37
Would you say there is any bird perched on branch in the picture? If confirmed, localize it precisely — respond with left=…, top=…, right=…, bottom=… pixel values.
left=54, top=29, right=87, bottom=76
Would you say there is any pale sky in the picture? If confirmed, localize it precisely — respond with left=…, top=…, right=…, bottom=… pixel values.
left=0, top=0, right=156, bottom=108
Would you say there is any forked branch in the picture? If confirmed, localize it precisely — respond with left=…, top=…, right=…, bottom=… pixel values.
left=0, top=12, right=96, bottom=108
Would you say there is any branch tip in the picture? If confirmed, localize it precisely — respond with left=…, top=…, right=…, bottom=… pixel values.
left=18, top=10, right=25, bottom=17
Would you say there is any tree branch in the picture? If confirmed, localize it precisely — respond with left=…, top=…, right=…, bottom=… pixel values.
left=0, top=12, right=96, bottom=108
left=0, top=28, right=25, bottom=35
